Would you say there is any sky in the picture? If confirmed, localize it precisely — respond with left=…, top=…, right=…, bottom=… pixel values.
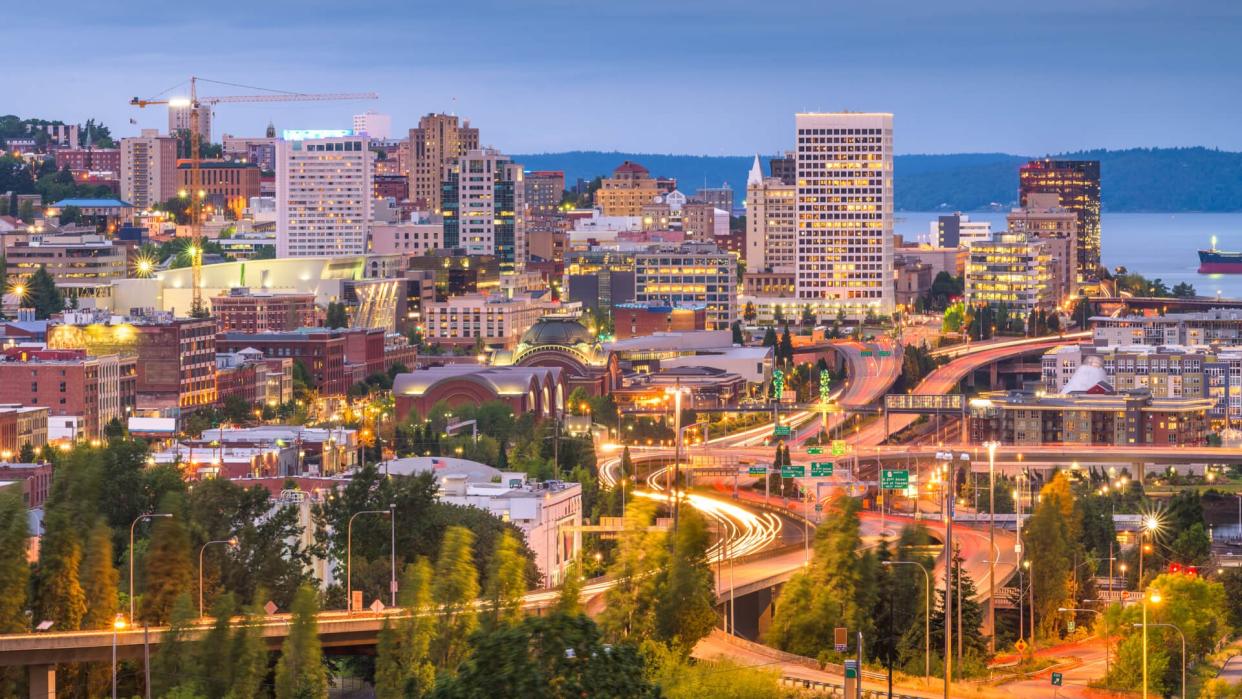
left=9, top=0, right=1242, bottom=156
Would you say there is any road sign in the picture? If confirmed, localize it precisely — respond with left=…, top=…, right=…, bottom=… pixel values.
left=881, top=469, right=909, bottom=489
left=815, top=503, right=823, bottom=512
left=1067, top=620, right=1076, bottom=633
left=878, top=350, right=892, bottom=357
left=773, top=425, right=792, bottom=438
left=807, top=447, right=824, bottom=455
left=1051, top=672, right=1063, bottom=687
left=1015, top=639, right=1028, bottom=653
left=811, top=462, right=834, bottom=477
left=781, top=465, right=805, bottom=478
left=835, top=627, right=848, bottom=653
left=860, top=350, right=874, bottom=357
left=831, top=440, right=848, bottom=456
left=884, top=393, right=966, bottom=415
left=748, top=466, right=768, bottom=476
left=844, top=659, right=858, bottom=677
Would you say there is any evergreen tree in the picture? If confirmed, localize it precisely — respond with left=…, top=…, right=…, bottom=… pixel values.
left=27, top=264, right=63, bottom=319
left=228, top=593, right=271, bottom=699
left=731, top=320, right=744, bottom=345
left=141, top=512, right=194, bottom=624
left=654, top=507, right=717, bottom=654
left=274, top=584, right=328, bottom=699
left=779, top=326, right=794, bottom=366
left=32, top=509, right=86, bottom=631
left=600, top=501, right=668, bottom=642
left=199, top=593, right=239, bottom=699
left=325, top=301, right=349, bottom=329
left=555, top=561, right=584, bottom=617
left=79, top=519, right=119, bottom=630
left=432, top=525, right=479, bottom=670
left=396, top=558, right=436, bottom=697
left=761, top=327, right=777, bottom=347
left=151, top=593, right=201, bottom=698
left=1024, top=472, right=1080, bottom=637
left=930, top=544, right=987, bottom=658
left=373, top=619, right=404, bottom=699
left=0, top=492, right=28, bottom=633
left=483, top=530, right=528, bottom=629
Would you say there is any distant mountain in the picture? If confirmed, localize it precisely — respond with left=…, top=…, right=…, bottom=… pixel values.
left=511, top=147, right=1242, bottom=213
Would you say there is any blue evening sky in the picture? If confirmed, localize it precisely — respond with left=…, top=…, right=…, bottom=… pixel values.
left=9, top=0, right=1241, bottom=155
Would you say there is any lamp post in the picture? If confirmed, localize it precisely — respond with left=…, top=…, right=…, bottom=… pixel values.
left=882, top=560, right=930, bottom=683
left=1141, top=588, right=1164, bottom=699
left=665, top=382, right=690, bottom=530
left=346, top=509, right=392, bottom=611
left=984, top=439, right=998, bottom=654
left=1139, top=514, right=1161, bottom=586
left=1134, top=621, right=1184, bottom=699
left=112, top=613, right=126, bottom=699
left=129, top=513, right=173, bottom=621
left=198, top=537, right=239, bottom=617
left=1059, top=607, right=1109, bottom=686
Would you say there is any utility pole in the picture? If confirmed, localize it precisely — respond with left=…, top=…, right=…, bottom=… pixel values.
left=986, top=440, right=997, bottom=655
left=943, top=456, right=954, bottom=699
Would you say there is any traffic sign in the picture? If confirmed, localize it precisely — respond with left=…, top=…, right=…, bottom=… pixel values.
left=748, top=466, right=768, bottom=476
left=1015, top=639, right=1028, bottom=653
left=831, top=440, right=848, bottom=456
left=878, top=350, right=892, bottom=357
left=773, top=425, right=792, bottom=438
left=860, top=350, right=874, bottom=357
left=835, top=627, right=848, bottom=653
left=815, top=503, right=823, bottom=512
left=807, top=447, right=824, bottom=455
left=844, top=659, right=858, bottom=678
left=781, top=465, right=805, bottom=478
left=881, top=469, right=909, bottom=489
left=1051, top=672, right=1062, bottom=687
left=1067, top=620, right=1076, bottom=633
left=811, top=462, right=834, bottom=477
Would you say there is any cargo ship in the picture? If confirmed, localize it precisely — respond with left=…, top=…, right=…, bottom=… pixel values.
left=1199, top=237, right=1242, bottom=274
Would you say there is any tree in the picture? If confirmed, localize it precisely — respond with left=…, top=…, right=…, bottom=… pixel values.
left=761, top=327, right=777, bottom=348
left=151, top=593, right=201, bottom=698
left=930, top=545, right=987, bottom=658
left=432, top=525, right=479, bottom=669
left=141, top=509, right=194, bottom=624
left=600, top=501, right=668, bottom=642
left=80, top=519, right=119, bottom=629
left=1023, top=472, right=1079, bottom=637
left=743, top=302, right=757, bottom=322
left=274, top=584, right=328, bottom=699
left=32, top=509, right=87, bottom=631
left=325, top=301, right=349, bottom=329
left=647, top=643, right=781, bottom=699
left=396, top=558, right=437, bottom=696
left=193, top=593, right=240, bottom=699
left=483, top=530, right=528, bottom=629
left=731, top=320, right=744, bottom=345
left=374, top=619, right=405, bottom=699
left=1171, top=281, right=1197, bottom=298
left=27, top=264, right=63, bottom=319
left=654, top=507, right=717, bottom=653
left=229, top=593, right=271, bottom=699
left=778, top=326, right=794, bottom=366
left=433, top=613, right=654, bottom=699
left=0, top=492, right=28, bottom=633
left=555, top=562, right=584, bottom=617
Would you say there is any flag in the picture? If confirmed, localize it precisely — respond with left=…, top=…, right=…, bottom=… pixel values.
left=431, top=458, right=444, bottom=469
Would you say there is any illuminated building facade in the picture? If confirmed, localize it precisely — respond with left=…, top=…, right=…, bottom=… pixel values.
left=794, top=112, right=894, bottom=315
left=596, top=161, right=660, bottom=217
left=408, top=113, right=479, bottom=212
left=276, top=134, right=373, bottom=258
left=177, top=160, right=261, bottom=219
left=964, top=232, right=1055, bottom=313
left=168, top=102, right=212, bottom=142
left=0, top=348, right=135, bottom=439
left=5, top=233, right=128, bottom=286
left=211, top=289, right=318, bottom=333
left=422, top=293, right=559, bottom=349
left=441, top=149, right=525, bottom=272
left=525, top=170, right=564, bottom=232
left=745, top=155, right=796, bottom=273
left=1008, top=192, right=1079, bottom=297
left=633, top=244, right=736, bottom=330
left=1019, top=159, right=1100, bottom=281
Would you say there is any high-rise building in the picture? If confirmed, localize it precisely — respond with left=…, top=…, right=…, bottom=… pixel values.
left=1019, top=159, right=1100, bottom=281
left=525, top=170, right=564, bottom=232
left=794, top=112, right=894, bottom=315
left=680, top=202, right=728, bottom=244
left=441, top=149, right=526, bottom=272
left=1008, top=192, right=1079, bottom=299
left=964, top=232, right=1055, bottom=313
left=407, top=113, right=479, bottom=212
left=769, top=152, right=796, bottom=185
left=276, top=133, right=373, bottom=258
left=168, top=103, right=212, bottom=143
left=120, top=129, right=178, bottom=209
left=177, top=160, right=261, bottom=219
left=596, top=161, right=659, bottom=217
left=745, top=155, right=796, bottom=273
left=352, top=111, right=392, bottom=139
left=692, top=184, right=734, bottom=213
left=931, top=213, right=992, bottom=249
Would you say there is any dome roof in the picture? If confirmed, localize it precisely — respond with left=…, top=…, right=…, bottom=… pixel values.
left=1063, top=356, right=1110, bottom=393
left=520, top=318, right=595, bottom=347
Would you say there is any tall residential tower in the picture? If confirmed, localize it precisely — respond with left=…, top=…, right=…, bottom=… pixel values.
left=1019, top=159, right=1100, bottom=281
left=276, top=133, right=373, bottom=258
left=408, top=114, right=479, bottom=213
left=441, top=149, right=526, bottom=272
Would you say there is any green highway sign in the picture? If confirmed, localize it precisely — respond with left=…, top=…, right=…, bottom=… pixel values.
left=880, top=469, right=910, bottom=489
left=773, top=425, right=792, bottom=438
left=878, top=350, right=892, bottom=357
left=811, top=462, right=833, bottom=477
left=806, top=447, right=824, bottom=455
left=781, top=465, right=805, bottom=478
left=748, top=466, right=768, bottom=476
left=1050, top=672, right=1062, bottom=687
left=860, top=350, right=874, bottom=357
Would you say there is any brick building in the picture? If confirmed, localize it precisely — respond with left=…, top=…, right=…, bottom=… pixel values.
left=0, top=348, right=133, bottom=439
left=177, top=160, right=262, bottom=218
left=211, top=289, right=318, bottom=334
left=612, top=302, right=706, bottom=339
left=217, top=329, right=349, bottom=396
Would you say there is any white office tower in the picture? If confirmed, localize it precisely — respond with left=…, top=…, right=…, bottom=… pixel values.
left=276, top=134, right=373, bottom=258
left=745, top=155, right=796, bottom=273
left=352, top=112, right=392, bottom=140
left=794, top=112, right=894, bottom=315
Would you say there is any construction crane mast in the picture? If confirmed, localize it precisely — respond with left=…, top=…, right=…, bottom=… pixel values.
left=131, top=76, right=378, bottom=315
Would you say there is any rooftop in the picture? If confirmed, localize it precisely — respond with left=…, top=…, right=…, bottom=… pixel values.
left=51, top=199, right=134, bottom=208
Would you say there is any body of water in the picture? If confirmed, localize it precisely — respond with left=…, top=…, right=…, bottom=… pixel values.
left=894, top=211, right=1242, bottom=299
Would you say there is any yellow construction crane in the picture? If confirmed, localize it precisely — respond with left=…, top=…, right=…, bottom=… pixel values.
left=131, top=76, right=378, bottom=315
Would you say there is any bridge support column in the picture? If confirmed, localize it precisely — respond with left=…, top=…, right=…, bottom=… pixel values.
left=989, top=362, right=999, bottom=388
left=29, top=664, right=55, bottom=698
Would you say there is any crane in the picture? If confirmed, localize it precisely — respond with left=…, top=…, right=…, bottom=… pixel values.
left=130, top=76, right=378, bottom=315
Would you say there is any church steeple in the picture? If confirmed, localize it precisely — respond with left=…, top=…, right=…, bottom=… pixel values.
left=747, top=154, right=763, bottom=187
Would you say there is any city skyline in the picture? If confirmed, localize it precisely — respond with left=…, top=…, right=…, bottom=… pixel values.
left=9, top=1, right=1242, bottom=155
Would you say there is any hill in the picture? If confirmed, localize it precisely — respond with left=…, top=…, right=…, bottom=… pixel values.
left=511, top=147, right=1242, bottom=212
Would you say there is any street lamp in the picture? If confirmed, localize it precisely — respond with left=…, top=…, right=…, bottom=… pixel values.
left=346, top=509, right=393, bottom=611
left=1134, top=621, right=1185, bottom=699
left=1139, top=514, right=1162, bottom=585
left=111, top=613, right=126, bottom=699
left=983, top=439, right=999, bottom=655
left=665, top=383, right=690, bottom=529
left=882, top=560, right=930, bottom=683
left=1059, top=607, right=1109, bottom=685
left=198, top=537, right=239, bottom=617
left=129, top=513, right=173, bottom=620
left=1141, top=588, right=1164, bottom=699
